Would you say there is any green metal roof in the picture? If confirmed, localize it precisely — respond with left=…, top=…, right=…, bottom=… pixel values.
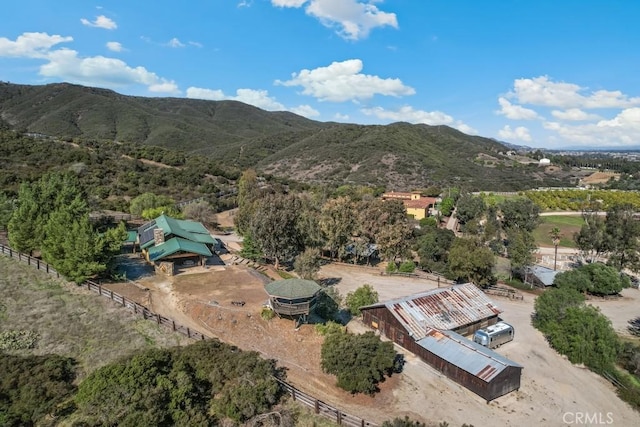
left=148, top=237, right=212, bottom=261
left=126, top=231, right=138, bottom=243
left=141, top=214, right=216, bottom=249
left=264, top=279, right=321, bottom=299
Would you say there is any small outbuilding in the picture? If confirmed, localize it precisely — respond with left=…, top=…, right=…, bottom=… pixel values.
left=264, top=279, right=322, bottom=319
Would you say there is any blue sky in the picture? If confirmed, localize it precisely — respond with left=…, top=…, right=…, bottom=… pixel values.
left=1, top=1, right=639, bottom=150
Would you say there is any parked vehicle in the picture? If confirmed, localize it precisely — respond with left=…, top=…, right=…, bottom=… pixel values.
left=473, top=322, right=514, bottom=349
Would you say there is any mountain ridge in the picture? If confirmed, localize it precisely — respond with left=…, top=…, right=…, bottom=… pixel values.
left=0, top=81, right=573, bottom=190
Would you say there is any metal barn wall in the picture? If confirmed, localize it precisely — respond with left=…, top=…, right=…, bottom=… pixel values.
left=454, top=315, right=499, bottom=336
left=487, top=366, right=522, bottom=400
left=362, top=306, right=411, bottom=348
left=362, top=306, right=521, bottom=402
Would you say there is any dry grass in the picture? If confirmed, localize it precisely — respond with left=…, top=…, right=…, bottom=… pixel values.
left=0, top=256, right=192, bottom=378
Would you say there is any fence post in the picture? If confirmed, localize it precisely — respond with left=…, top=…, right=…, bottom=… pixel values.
left=314, top=400, right=319, bottom=414
left=337, top=411, right=342, bottom=425
left=172, top=320, right=176, bottom=331
left=98, top=284, right=102, bottom=296
left=27, top=256, right=31, bottom=266
left=292, top=388, right=296, bottom=401
left=46, top=263, right=49, bottom=274
left=110, top=290, right=114, bottom=300
left=134, top=304, right=137, bottom=314
left=156, top=314, right=161, bottom=325
left=361, top=420, right=365, bottom=427
left=36, top=259, right=40, bottom=270
left=187, top=328, right=191, bottom=338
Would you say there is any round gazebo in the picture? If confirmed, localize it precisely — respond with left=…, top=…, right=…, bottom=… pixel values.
left=264, top=279, right=322, bottom=319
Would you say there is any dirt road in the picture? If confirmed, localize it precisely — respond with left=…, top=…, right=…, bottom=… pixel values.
left=320, top=263, right=640, bottom=427
left=105, top=259, right=640, bottom=426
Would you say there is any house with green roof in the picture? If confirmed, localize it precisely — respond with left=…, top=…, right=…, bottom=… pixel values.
left=137, top=214, right=217, bottom=275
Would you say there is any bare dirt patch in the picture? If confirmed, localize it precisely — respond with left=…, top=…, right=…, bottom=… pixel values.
left=581, top=171, right=621, bottom=185
left=212, top=208, right=237, bottom=229
left=103, top=261, right=640, bottom=426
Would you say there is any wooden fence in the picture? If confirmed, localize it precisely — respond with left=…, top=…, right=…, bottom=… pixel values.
left=0, top=242, right=377, bottom=427
left=276, top=379, right=377, bottom=427
left=0, top=244, right=60, bottom=278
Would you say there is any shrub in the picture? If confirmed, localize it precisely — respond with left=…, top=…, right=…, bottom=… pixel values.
left=398, top=261, right=416, bottom=273
left=321, top=330, right=397, bottom=394
left=315, top=321, right=345, bottom=336
left=385, top=261, right=398, bottom=273
left=261, top=307, right=275, bottom=320
left=345, top=284, right=379, bottom=316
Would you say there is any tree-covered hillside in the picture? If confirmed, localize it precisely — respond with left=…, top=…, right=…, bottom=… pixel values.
left=0, top=82, right=577, bottom=191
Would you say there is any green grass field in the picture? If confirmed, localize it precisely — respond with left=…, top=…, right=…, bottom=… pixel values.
left=533, top=215, right=584, bottom=248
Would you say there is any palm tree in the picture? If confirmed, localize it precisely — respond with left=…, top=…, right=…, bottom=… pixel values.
left=549, top=227, right=563, bottom=270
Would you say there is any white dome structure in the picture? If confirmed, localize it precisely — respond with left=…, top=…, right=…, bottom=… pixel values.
left=539, top=158, right=551, bottom=166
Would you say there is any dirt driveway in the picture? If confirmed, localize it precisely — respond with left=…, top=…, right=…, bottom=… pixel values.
left=320, top=263, right=640, bottom=427
left=104, top=261, right=640, bottom=426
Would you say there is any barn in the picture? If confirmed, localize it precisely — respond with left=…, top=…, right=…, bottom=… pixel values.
left=361, top=283, right=502, bottom=337
left=361, top=283, right=522, bottom=401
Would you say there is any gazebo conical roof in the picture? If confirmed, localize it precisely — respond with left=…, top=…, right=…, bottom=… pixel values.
left=264, top=279, right=321, bottom=300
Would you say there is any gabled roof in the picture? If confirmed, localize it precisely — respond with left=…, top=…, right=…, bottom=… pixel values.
left=361, top=283, right=502, bottom=340
left=264, top=279, right=321, bottom=300
left=147, top=237, right=212, bottom=261
left=527, top=265, right=559, bottom=286
left=417, top=329, right=522, bottom=383
left=139, top=214, right=215, bottom=249
left=403, top=197, right=437, bottom=210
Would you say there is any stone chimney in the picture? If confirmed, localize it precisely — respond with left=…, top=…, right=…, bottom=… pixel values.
left=153, top=228, right=165, bottom=246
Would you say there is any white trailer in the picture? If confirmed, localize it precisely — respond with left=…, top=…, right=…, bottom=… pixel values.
left=473, top=321, right=514, bottom=349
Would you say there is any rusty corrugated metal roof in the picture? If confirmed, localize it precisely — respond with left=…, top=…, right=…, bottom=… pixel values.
left=417, top=329, right=522, bottom=383
left=365, top=283, right=502, bottom=340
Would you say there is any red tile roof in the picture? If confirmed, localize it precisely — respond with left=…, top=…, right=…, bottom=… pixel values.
left=403, top=197, right=436, bottom=209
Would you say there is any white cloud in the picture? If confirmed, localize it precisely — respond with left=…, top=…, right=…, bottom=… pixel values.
left=185, top=87, right=225, bottom=100
left=334, top=112, right=350, bottom=121
left=509, top=76, right=640, bottom=109
left=276, top=59, right=414, bottom=102
left=0, top=32, right=72, bottom=59
left=272, top=0, right=307, bottom=6
left=496, top=97, right=540, bottom=120
left=188, top=41, right=203, bottom=48
left=550, top=108, right=601, bottom=121
left=290, top=104, right=320, bottom=117
left=40, top=49, right=179, bottom=94
left=271, top=0, right=398, bottom=40
left=186, top=87, right=285, bottom=110
left=498, top=125, right=532, bottom=142
left=543, top=108, right=640, bottom=147
left=106, top=41, right=124, bottom=52
left=361, top=105, right=476, bottom=134
left=167, top=38, right=185, bottom=48
left=80, top=15, right=117, bottom=30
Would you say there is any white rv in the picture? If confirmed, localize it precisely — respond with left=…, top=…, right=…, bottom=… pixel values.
left=473, top=321, right=514, bottom=349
